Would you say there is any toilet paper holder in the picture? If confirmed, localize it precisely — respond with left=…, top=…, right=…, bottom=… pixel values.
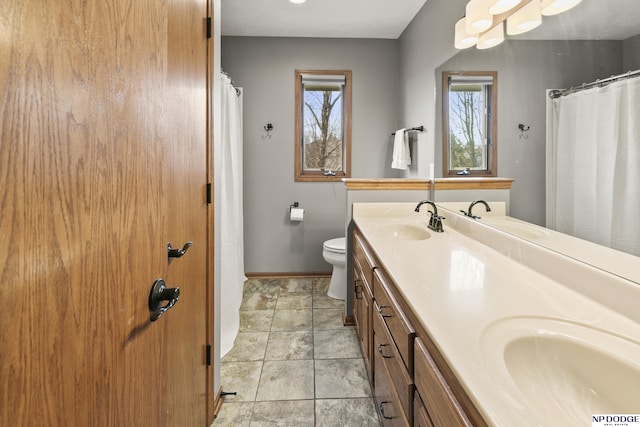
left=290, top=202, right=300, bottom=212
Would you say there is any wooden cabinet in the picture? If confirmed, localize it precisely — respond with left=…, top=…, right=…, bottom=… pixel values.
left=351, top=225, right=488, bottom=427
left=373, top=300, right=414, bottom=426
left=353, top=230, right=376, bottom=379
left=374, top=313, right=411, bottom=427
left=414, top=337, right=472, bottom=427
left=414, top=392, right=435, bottom=427
left=373, top=269, right=415, bottom=375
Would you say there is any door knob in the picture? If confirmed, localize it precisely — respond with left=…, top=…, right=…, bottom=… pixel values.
left=148, top=279, right=180, bottom=322
left=167, top=242, right=192, bottom=258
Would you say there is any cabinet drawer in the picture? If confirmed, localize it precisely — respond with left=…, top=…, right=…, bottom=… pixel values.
left=354, top=231, right=376, bottom=286
left=353, top=254, right=373, bottom=298
left=374, top=329, right=410, bottom=427
left=353, top=265, right=373, bottom=378
left=373, top=269, right=415, bottom=373
left=414, top=391, right=435, bottom=427
left=373, top=306, right=413, bottom=420
left=414, top=337, right=472, bottom=427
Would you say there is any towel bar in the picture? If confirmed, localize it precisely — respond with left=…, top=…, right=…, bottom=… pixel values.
left=391, top=126, right=424, bottom=136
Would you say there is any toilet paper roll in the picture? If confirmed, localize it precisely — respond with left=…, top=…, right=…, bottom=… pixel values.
left=290, top=207, right=304, bottom=222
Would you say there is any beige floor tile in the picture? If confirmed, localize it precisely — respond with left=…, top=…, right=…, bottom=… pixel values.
left=245, top=279, right=283, bottom=293
left=270, top=309, right=312, bottom=331
left=313, top=292, right=345, bottom=309
left=220, top=361, right=263, bottom=402
left=212, top=402, right=253, bottom=427
left=314, top=329, right=361, bottom=359
left=222, top=332, right=269, bottom=362
left=313, top=278, right=330, bottom=293
left=315, top=398, right=381, bottom=427
left=240, top=292, right=278, bottom=311
left=275, top=293, right=312, bottom=310
left=250, top=400, right=315, bottom=426
left=240, top=310, right=274, bottom=332
left=313, top=308, right=348, bottom=330
left=280, top=278, right=314, bottom=293
left=221, top=277, right=380, bottom=425
left=256, top=360, right=315, bottom=401
left=264, top=331, right=314, bottom=361
left=315, top=359, right=372, bottom=399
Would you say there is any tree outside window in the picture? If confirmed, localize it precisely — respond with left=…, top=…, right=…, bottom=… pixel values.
left=443, top=72, right=497, bottom=177
left=295, top=70, right=351, bottom=182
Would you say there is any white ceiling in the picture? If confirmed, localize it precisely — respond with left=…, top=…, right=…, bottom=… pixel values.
left=221, top=0, right=428, bottom=39
left=221, top=0, right=640, bottom=41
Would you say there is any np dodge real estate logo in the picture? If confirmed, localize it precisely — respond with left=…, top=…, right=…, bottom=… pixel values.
left=592, top=415, right=640, bottom=427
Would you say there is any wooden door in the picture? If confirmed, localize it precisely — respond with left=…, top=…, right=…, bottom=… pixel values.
left=0, top=0, right=209, bottom=425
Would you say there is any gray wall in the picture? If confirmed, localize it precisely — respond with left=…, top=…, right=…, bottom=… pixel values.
left=397, top=0, right=467, bottom=178
left=222, top=37, right=399, bottom=273
left=436, top=40, right=622, bottom=225
left=624, top=34, right=640, bottom=71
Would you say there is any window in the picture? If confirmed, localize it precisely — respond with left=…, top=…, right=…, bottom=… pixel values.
left=295, top=70, right=351, bottom=182
left=442, top=71, right=497, bottom=177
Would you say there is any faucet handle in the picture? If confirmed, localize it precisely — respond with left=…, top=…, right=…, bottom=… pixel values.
left=428, top=213, right=445, bottom=233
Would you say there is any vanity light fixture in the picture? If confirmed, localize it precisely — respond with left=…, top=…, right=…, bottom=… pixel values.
left=466, top=0, right=493, bottom=33
left=488, top=0, right=521, bottom=15
left=455, top=17, right=479, bottom=49
left=477, top=22, right=505, bottom=49
left=455, top=0, right=583, bottom=50
left=506, top=0, right=542, bottom=35
left=541, top=0, right=582, bottom=16
left=289, top=0, right=306, bottom=3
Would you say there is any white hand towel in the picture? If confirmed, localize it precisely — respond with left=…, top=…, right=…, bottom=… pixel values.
left=391, top=128, right=411, bottom=170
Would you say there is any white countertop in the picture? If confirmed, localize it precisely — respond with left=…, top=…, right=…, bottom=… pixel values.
left=352, top=203, right=640, bottom=427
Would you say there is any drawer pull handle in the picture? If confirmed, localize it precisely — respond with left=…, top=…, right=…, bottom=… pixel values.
left=378, top=305, right=391, bottom=318
left=354, top=279, right=363, bottom=299
left=377, top=343, right=392, bottom=359
left=379, top=401, right=393, bottom=419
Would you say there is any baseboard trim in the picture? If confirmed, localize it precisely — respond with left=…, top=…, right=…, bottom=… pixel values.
left=343, top=312, right=355, bottom=326
left=246, top=272, right=331, bottom=279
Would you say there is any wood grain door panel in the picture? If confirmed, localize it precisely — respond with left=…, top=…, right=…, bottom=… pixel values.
left=0, top=0, right=208, bottom=425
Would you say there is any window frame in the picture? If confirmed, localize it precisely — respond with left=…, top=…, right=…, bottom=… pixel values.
left=442, top=71, right=498, bottom=177
left=294, top=69, right=352, bottom=182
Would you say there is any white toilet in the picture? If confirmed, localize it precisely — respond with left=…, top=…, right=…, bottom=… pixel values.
left=322, top=237, right=346, bottom=300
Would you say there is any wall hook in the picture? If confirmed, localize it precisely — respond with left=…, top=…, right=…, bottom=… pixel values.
left=518, top=123, right=530, bottom=139
left=262, top=123, right=274, bottom=139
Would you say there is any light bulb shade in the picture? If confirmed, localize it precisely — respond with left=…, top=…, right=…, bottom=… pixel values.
left=455, top=17, right=478, bottom=49
left=506, top=0, right=542, bottom=35
left=488, top=0, right=521, bottom=15
left=466, top=0, right=493, bottom=33
left=541, top=0, right=582, bottom=16
left=477, top=22, right=504, bottom=49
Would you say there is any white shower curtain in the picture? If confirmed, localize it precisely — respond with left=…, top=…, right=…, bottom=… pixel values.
left=546, top=77, right=640, bottom=256
left=219, top=72, right=246, bottom=357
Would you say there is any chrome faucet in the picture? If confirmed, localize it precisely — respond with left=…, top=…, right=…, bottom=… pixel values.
left=461, top=200, right=491, bottom=219
left=415, top=200, right=445, bottom=233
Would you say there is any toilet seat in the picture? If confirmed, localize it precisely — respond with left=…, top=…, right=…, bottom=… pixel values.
left=323, top=237, right=345, bottom=254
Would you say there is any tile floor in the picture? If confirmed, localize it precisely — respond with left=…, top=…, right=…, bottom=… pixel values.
left=213, top=278, right=382, bottom=427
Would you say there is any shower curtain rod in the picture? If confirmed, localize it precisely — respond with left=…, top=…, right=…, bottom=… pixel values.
left=221, top=70, right=241, bottom=97
left=549, top=69, right=640, bottom=99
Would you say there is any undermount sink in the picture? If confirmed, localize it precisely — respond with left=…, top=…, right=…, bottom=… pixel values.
left=371, top=222, right=431, bottom=241
left=480, top=218, right=549, bottom=239
left=481, top=317, right=640, bottom=425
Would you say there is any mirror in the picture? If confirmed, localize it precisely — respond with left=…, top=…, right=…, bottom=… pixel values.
left=442, top=71, right=497, bottom=177
left=435, top=0, right=640, bottom=284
